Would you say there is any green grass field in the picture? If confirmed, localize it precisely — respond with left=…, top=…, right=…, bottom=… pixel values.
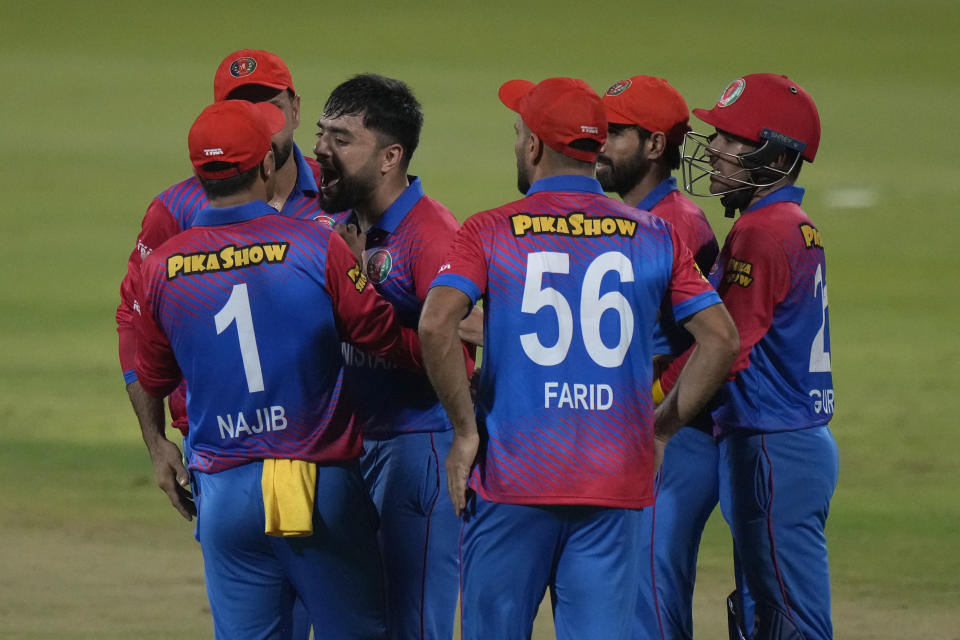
left=2, top=1, right=959, bottom=637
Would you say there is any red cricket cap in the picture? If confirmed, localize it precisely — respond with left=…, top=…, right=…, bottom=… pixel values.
left=499, top=77, right=607, bottom=162
left=693, top=73, right=820, bottom=162
left=602, top=76, right=691, bottom=145
left=188, top=101, right=285, bottom=180
left=213, top=49, right=295, bottom=103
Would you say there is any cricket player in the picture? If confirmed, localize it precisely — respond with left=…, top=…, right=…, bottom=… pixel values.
left=418, top=77, right=740, bottom=640
left=313, top=73, right=467, bottom=640
left=117, top=48, right=324, bottom=496
left=597, top=75, right=733, bottom=640
left=134, top=99, right=425, bottom=639
left=661, top=73, right=838, bottom=640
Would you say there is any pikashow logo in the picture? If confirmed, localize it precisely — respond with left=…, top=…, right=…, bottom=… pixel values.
left=229, top=57, right=258, bottom=78
left=166, top=242, right=288, bottom=280
left=799, top=223, right=823, bottom=249
left=717, top=78, right=746, bottom=108
left=605, top=79, right=632, bottom=97
left=510, top=212, right=638, bottom=238
left=366, top=249, right=393, bottom=285
left=346, top=264, right=369, bottom=292
left=724, top=257, right=754, bottom=287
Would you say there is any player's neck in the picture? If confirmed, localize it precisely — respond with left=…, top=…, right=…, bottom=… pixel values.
left=353, top=172, right=410, bottom=232
left=267, top=154, right=298, bottom=212
left=620, top=167, right=670, bottom=209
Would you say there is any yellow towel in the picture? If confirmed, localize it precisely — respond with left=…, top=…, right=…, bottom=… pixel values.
left=262, top=459, right=317, bottom=537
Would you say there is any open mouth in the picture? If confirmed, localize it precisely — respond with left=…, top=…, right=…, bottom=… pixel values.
left=319, top=166, right=341, bottom=197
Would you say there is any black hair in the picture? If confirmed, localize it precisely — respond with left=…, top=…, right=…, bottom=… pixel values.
left=226, top=84, right=295, bottom=103
left=197, top=163, right=259, bottom=199
left=322, top=74, right=423, bottom=166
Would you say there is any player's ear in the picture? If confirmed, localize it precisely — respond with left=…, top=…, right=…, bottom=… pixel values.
left=527, top=132, right=544, bottom=166
left=380, top=142, right=404, bottom=174
left=289, top=93, right=301, bottom=129
left=647, top=131, right=667, bottom=161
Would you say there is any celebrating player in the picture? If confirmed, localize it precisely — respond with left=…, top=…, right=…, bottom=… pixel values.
left=661, top=73, right=838, bottom=639
left=313, top=73, right=467, bottom=640
left=598, top=75, right=740, bottom=640
left=134, top=99, right=426, bottom=639
left=418, top=77, right=739, bottom=640
left=116, top=48, right=324, bottom=505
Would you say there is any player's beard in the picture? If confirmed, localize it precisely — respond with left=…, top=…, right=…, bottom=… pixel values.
left=273, top=138, right=293, bottom=171
left=516, top=155, right=533, bottom=195
left=318, top=161, right=379, bottom=214
left=596, top=148, right=650, bottom=197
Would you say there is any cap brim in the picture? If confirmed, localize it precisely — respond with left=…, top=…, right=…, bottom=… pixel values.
left=692, top=107, right=721, bottom=128
left=603, top=101, right=636, bottom=126
left=499, top=79, right=535, bottom=112
left=252, top=102, right=286, bottom=135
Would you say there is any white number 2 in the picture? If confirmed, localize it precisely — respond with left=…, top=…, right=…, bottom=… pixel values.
left=520, top=251, right=635, bottom=368
left=808, top=264, right=831, bottom=373
left=215, top=283, right=265, bottom=393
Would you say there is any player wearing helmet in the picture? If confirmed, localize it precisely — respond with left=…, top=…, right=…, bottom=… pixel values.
left=659, top=74, right=838, bottom=640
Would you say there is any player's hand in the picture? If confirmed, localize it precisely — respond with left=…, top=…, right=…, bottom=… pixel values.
left=334, top=222, right=366, bottom=264
left=147, top=438, right=195, bottom=521
left=445, top=431, right=479, bottom=516
left=653, top=433, right=669, bottom=476
left=457, top=305, right=484, bottom=347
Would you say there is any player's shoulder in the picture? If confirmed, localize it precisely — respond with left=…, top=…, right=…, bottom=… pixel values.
left=406, top=194, right=459, bottom=230
left=652, top=190, right=709, bottom=223
left=155, top=175, right=209, bottom=227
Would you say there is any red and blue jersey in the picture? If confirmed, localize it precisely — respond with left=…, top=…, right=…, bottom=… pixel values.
left=330, top=177, right=470, bottom=437
left=116, top=145, right=323, bottom=432
left=644, top=177, right=719, bottom=358
left=134, top=201, right=422, bottom=474
left=707, top=186, right=834, bottom=435
left=431, top=175, right=721, bottom=508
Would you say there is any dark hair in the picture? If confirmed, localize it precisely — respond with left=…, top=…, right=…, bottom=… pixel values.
left=322, top=74, right=423, bottom=166
left=226, top=84, right=295, bottom=103
left=198, top=163, right=259, bottom=199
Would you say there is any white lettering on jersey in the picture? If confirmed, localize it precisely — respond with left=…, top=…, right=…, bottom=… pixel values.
left=544, top=381, right=613, bottom=411
left=809, top=389, right=835, bottom=415
left=217, top=405, right=288, bottom=439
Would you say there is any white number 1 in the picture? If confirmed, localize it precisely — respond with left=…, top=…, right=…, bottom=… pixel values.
left=215, top=283, right=265, bottom=393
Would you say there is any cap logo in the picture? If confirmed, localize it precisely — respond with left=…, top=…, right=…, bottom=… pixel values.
left=229, top=57, right=258, bottom=78
left=604, top=79, right=632, bottom=97
left=203, top=148, right=224, bottom=157
left=365, top=249, right=393, bottom=284
left=717, top=78, right=746, bottom=108
left=580, top=125, right=599, bottom=134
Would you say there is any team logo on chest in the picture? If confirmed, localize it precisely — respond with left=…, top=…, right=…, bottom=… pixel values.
left=229, top=57, right=258, bottom=78
left=365, top=249, right=394, bottom=284
left=312, top=214, right=336, bottom=227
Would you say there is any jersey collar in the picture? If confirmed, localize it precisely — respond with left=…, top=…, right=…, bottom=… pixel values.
left=636, top=176, right=678, bottom=211
left=526, top=174, right=606, bottom=196
left=745, top=184, right=805, bottom=213
left=290, top=143, right=318, bottom=198
left=338, top=176, right=425, bottom=236
left=193, top=200, right=278, bottom=227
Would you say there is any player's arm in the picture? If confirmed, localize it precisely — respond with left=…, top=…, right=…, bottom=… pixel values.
left=132, top=261, right=194, bottom=521
left=419, top=284, right=477, bottom=515
left=325, top=231, right=423, bottom=370
left=653, top=302, right=738, bottom=468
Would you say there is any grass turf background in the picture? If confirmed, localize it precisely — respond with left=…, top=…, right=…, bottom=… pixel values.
left=1, top=1, right=958, bottom=637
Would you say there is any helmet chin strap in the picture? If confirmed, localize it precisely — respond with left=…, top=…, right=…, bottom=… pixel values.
left=720, top=186, right=755, bottom=218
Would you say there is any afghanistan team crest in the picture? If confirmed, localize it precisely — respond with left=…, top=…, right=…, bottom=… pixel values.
left=229, top=57, right=258, bottom=78
left=717, top=78, right=746, bottom=107
left=312, top=214, right=336, bottom=227
left=365, top=249, right=393, bottom=284
left=605, top=79, right=632, bottom=96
